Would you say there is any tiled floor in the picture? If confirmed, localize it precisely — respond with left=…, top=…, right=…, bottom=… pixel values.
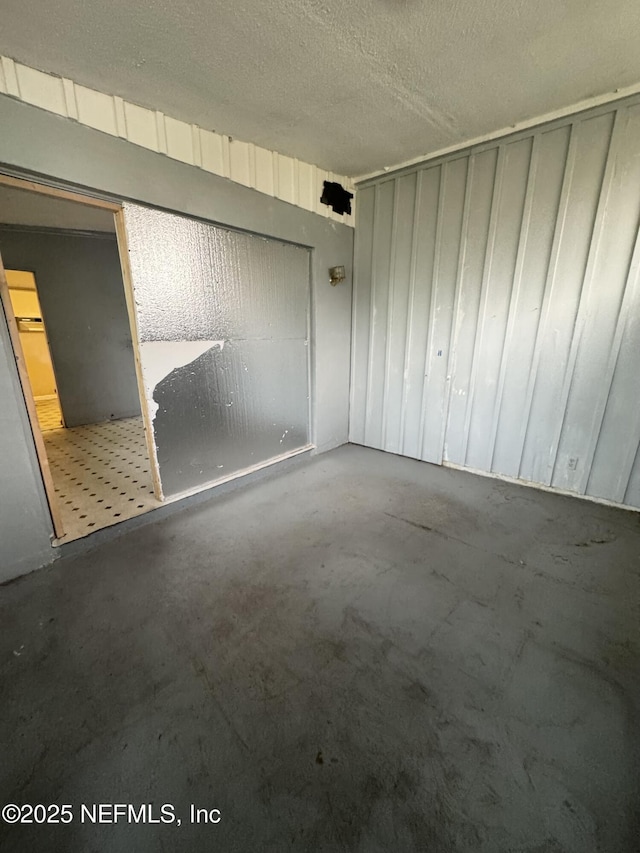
left=35, top=397, right=64, bottom=432
left=44, top=417, right=161, bottom=542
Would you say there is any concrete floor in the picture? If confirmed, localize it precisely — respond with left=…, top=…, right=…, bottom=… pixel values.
left=0, top=444, right=638, bottom=852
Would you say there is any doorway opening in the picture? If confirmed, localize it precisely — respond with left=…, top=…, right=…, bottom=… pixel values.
left=6, top=269, right=64, bottom=431
left=0, top=177, right=162, bottom=543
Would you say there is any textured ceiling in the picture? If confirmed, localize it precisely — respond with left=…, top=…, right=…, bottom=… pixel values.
left=0, top=187, right=115, bottom=232
left=1, top=0, right=639, bottom=176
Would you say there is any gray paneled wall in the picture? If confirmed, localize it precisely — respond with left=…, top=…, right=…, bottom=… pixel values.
left=0, top=226, right=141, bottom=427
left=0, top=95, right=352, bottom=581
left=351, top=95, right=640, bottom=509
left=0, top=307, right=54, bottom=580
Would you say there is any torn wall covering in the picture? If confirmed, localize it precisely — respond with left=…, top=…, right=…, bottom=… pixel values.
left=122, top=203, right=311, bottom=498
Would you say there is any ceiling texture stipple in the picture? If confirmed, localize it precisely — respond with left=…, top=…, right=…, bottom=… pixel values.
left=0, top=0, right=639, bottom=176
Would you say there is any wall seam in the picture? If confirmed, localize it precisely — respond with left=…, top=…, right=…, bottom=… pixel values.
left=487, top=135, right=539, bottom=471
left=417, top=164, right=445, bottom=461
left=461, top=145, right=505, bottom=465
left=583, top=210, right=640, bottom=500
left=548, top=109, right=622, bottom=490
left=516, top=123, right=578, bottom=479
left=399, top=171, right=422, bottom=455
left=441, top=153, right=475, bottom=463
left=381, top=179, right=400, bottom=450
left=362, top=185, right=379, bottom=446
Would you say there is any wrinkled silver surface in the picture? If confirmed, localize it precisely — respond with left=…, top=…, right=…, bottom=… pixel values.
left=151, top=339, right=309, bottom=496
left=122, top=203, right=310, bottom=497
left=124, top=204, right=309, bottom=342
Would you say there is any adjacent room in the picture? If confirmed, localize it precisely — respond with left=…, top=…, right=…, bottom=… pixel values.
left=0, top=185, right=160, bottom=541
left=0, top=2, right=639, bottom=851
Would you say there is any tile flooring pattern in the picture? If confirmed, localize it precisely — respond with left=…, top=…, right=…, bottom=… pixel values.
left=44, top=417, right=161, bottom=542
left=35, top=397, right=64, bottom=432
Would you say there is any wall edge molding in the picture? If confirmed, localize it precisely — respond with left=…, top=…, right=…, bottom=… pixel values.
left=355, top=82, right=640, bottom=185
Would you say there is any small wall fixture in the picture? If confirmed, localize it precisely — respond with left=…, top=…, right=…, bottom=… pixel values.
left=329, top=266, right=346, bottom=286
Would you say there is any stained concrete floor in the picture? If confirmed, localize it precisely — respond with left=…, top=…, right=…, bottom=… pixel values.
left=0, top=444, right=638, bottom=853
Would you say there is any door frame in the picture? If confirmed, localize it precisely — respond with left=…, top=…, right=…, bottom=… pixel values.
left=0, top=251, right=66, bottom=538
left=113, top=209, right=164, bottom=501
left=0, top=172, right=162, bottom=540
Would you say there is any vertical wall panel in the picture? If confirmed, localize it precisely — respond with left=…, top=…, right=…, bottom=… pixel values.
left=400, top=167, right=440, bottom=459
left=383, top=173, right=417, bottom=454
left=519, top=112, right=614, bottom=485
left=553, top=104, right=640, bottom=493
left=420, top=157, right=468, bottom=464
left=587, top=225, right=640, bottom=506
left=444, top=147, right=498, bottom=465
left=363, top=180, right=395, bottom=449
left=351, top=94, right=640, bottom=510
left=623, top=445, right=640, bottom=509
left=491, top=125, right=570, bottom=477
left=349, top=186, right=375, bottom=444
left=465, top=137, right=532, bottom=471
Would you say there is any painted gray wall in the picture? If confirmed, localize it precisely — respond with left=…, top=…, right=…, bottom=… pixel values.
left=0, top=94, right=353, bottom=581
left=351, top=95, right=640, bottom=510
left=0, top=309, right=54, bottom=581
left=0, top=184, right=115, bottom=232
left=0, top=226, right=140, bottom=427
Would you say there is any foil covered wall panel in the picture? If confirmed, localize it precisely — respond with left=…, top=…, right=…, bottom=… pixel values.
left=124, top=204, right=309, bottom=342
left=151, top=339, right=309, bottom=496
left=122, top=203, right=310, bottom=498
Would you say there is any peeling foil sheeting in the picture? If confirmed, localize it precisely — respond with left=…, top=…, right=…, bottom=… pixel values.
left=123, top=203, right=309, bottom=342
left=139, top=340, right=225, bottom=420
left=121, top=203, right=310, bottom=498
left=151, top=339, right=309, bottom=496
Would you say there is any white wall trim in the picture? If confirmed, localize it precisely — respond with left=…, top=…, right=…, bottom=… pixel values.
left=443, top=461, right=640, bottom=515
left=0, top=55, right=355, bottom=226
left=355, top=80, right=640, bottom=184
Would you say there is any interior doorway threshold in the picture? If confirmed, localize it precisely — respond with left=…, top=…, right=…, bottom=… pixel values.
left=52, top=443, right=315, bottom=546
